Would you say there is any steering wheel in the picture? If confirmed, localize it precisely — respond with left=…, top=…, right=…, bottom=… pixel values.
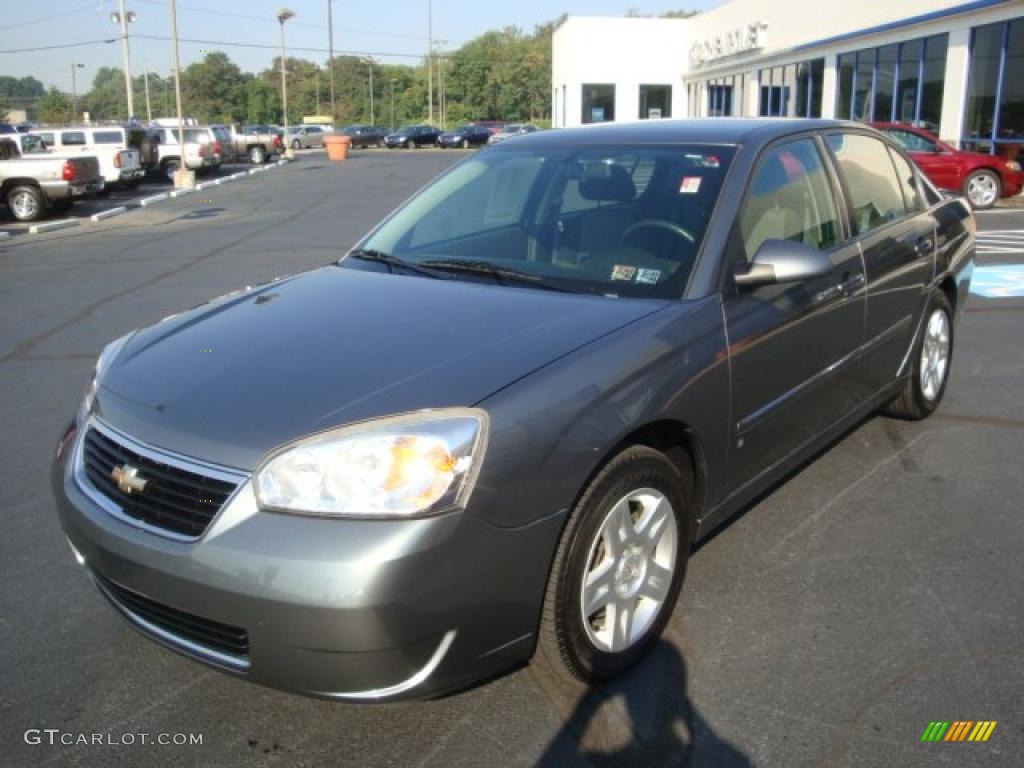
left=621, top=218, right=695, bottom=245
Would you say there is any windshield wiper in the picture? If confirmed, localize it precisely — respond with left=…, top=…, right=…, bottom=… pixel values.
left=421, top=259, right=570, bottom=292
left=344, top=249, right=442, bottom=279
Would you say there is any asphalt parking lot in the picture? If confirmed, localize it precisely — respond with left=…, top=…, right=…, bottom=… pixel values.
left=1, top=151, right=1022, bottom=768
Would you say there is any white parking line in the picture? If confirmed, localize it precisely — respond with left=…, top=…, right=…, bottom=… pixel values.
left=170, top=187, right=195, bottom=198
left=90, top=207, right=127, bottom=222
left=0, top=231, right=11, bottom=240
left=29, top=219, right=79, bottom=234
left=976, top=230, right=1024, bottom=255
left=139, top=193, right=169, bottom=207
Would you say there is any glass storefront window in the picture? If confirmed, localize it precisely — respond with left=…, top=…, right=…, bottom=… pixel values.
left=837, top=34, right=947, bottom=127
left=582, top=84, right=615, bottom=124
left=756, top=60, right=821, bottom=118
left=705, top=75, right=743, bottom=116
left=964, top=19, right=1024, bottom=158
left=639, top=85, right=672, bottom=119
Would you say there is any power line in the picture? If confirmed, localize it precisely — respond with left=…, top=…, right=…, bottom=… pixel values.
left=0, top=3, right=97, bottom=31
left=132, top=33, right=427, bottom=61
left=0, top=39, right=117, bottom=55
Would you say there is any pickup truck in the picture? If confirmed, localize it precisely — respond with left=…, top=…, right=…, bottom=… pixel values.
left=0, top=137, right=101, bottom=222
left=23, top=131, right=144, bottom=191
left=152, top=127, right=217, bottom=180
left=214, top=124, right=282, bottom=164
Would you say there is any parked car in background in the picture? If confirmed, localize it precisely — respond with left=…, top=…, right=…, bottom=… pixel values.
left=472, top=120, right=507, bottom=135
left=0, top=136, right=101, bottom=221
left=286, top=125, right=326, bottom=150
left=52, top=119, right=973, bottom=700
left=0, top=123, right=17, bottom=135
left=151, top=126, right=217, bottom=180
left=872, top=122, right=1023, bottom=209
left=222, top=125, right=283, bottom=163
left=340, top=125, right=389, bottom=148
left=438, top=125, right=492, bottom=149
left=384, top=125, right=442, bottom=149
left=29, top=126, right=145, bottom=190
left=488, top=123, right=540, bottom=145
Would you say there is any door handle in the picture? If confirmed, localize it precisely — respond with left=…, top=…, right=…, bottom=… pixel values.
left=914, top=237, right=934, bottom=256
left=838, top=273, right=865, bottom=296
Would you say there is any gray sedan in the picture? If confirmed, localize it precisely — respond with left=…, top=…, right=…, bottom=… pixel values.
left=52, top=119, right=973, bottom=701
left=285, top=125, right=326, bottom=150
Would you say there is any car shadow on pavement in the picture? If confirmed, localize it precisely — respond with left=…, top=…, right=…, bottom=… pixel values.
left=534, top=639, right=752, bottom=768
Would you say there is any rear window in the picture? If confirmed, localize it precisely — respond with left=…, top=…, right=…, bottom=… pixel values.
left=827, top=133, right=908, bottom=236
left=92, top=131, right=123, bottom=144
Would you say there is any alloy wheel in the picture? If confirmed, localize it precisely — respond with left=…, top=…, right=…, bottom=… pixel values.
left=10, top=190, right=40, bottom=220
left=580, top=487, right=678, bottom=653
left=967, top=173, right=998, bottom=208
left=920, top=308, right=950, bottom=401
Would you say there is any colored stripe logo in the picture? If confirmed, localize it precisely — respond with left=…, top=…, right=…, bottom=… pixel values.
left=921, top=721, right=997, bottom=742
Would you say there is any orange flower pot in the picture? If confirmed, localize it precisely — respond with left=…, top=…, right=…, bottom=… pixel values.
left=324, top=134, right=351, bottom=161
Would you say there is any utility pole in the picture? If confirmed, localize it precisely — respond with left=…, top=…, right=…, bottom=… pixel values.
left=168, top=0, right=192, bottom=188
left=362, top=57, right=375, bottom=125
left=143, top=65, right=152, bottom=122
left=327, top=0, right=336, bottom=121
left=390, top=79, right=396, bottom=130
left=277, top=9, right=296, bottom=158
left=427, top=0, right=433, bottom=124
left=70, top=63, right=85, bottom=122
left=112, top=0, right=136, bottom=119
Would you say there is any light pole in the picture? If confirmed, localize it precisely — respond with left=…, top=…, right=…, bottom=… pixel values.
left=362, top=57, right=376, bottom=126
left=326, top=0, right=336, bottom=121
left=277, top=8, right=295, bottom=158
left=110, top=1, right=137, bottom=119
left=70, top=63, right=85, bottom=122
left=168, top=0, right=192, bottom=188
left=427, top=0, right=433, bottom=124
left=143, top=64, right=153, bottom=122
left=390, top=79, right=396, bottom=130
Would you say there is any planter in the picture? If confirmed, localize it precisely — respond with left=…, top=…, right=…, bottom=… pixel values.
left=324, top=134, right=351, bottom=161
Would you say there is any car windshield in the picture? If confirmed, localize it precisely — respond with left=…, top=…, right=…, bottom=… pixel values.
left=395, top=126, right=417, bottom=135
left=351, top=144, right=735, bottom=298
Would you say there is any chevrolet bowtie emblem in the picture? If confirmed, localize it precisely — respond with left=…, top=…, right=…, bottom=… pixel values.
left=111, top=464, right=149, bottom=495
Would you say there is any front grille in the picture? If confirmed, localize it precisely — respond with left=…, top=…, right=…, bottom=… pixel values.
left=95, top=572, right=250, bottom=660
left=81, top=427, right=237, bottom=538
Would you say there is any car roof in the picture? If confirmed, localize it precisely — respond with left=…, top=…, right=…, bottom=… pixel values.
left=504, top=118, right=859, bottom=149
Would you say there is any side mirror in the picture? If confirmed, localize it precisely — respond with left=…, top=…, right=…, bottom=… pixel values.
left=734, top=239, right=833, bottom=287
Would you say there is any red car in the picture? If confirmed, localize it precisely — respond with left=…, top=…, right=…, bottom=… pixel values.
left=871, top=122, right=1022, bottom=209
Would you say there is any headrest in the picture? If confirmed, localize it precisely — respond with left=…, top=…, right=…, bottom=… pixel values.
left=578, top=163, right=636, bottom=202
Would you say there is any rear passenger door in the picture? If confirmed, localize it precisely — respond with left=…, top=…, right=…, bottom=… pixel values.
left=723, top=136, right=866, bottom=490
left=825, top=132, right=935, bottom=401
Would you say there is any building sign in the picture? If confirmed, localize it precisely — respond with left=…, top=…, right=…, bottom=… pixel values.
left=690, top=23, right=767, bottom=68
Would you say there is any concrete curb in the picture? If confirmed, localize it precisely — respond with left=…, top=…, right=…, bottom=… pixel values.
left=29, top=219, right=80, bottom=234
left=170, top=187, right=195, bottom=198
left=90, top=207, right=127, bottom=222
left=195, top=180, right=218, bottom=190
left=140, top=193, right=169, bottom=207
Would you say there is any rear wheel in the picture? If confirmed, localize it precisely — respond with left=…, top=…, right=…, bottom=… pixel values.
left=249, top=146, right=265, bottom=164
left=534, top=445, right=693, bottom=684
left=6, top=185, right=45, bottom=222
left=161, top=158, right=180, bottom=182
left=885, top=291, right=954, bottom=420
left=964, top=169, right=1000, bottom=210
left=291, top=139, right=301, bottom=150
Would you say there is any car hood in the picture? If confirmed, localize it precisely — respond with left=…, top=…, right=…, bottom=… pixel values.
left=95, top=266, right=667, bottom=470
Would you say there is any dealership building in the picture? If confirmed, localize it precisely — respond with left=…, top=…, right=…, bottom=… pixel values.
left=552, top=0, right=1024, bottom=157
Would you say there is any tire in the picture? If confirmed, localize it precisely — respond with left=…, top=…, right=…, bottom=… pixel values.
left=885, top=290, right=954, bottom=420
left=249, top=146, right=265, bottom=164
left=6, top=185, right=46, bottom=222
left=161, top=159, right=180, bottom=182
left=534, top=445, right=693, bottom=684
left=292, top=139, right=301, bottom=150
left=461, top=138, right=469, bottom=149
left=964, top=169, right=1000, bottom=210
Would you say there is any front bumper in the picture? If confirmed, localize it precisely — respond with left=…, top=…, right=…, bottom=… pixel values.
left=52, top=417, right=561, bottom=700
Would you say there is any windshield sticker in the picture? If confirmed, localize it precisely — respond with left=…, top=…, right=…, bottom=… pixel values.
left=636, top=268, right=661, bottom=285
left=611, top=265, right=637, bottom=282
left=679, top=176, right=702, bottom=194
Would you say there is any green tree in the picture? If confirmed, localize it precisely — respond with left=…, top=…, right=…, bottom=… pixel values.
left=182, top=52, right=247, bottom=123
left=36, top=86, right=71, bottom=124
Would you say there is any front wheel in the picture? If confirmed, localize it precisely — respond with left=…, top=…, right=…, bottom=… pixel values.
left=885, top=291, right=954, bottom=420
left=964, top=169, right=1001, bottom=210
left=534, top=445, right=692, bottom=684
left=6, top=185, right=46, bottom=222
left=249, top=146, right=265, bottom=164
left=291, top=139, right=301, bottom=150
left=161, top=159, right=180, bottom=182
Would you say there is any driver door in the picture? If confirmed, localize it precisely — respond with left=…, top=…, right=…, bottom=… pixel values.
left=723, top=136, right=865, bottom=490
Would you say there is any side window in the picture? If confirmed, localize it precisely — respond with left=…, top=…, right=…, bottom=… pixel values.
left=739, top=138, right=841, bottom=262
left=827, top=133, right=907, bottom=235
left=37, top=132, right=55, bottom=146
left=61, top=131, right=87, bottom=146
left=92, top=131, right=122, bottom=144
left=888, top=148, right=924, bottom=213
left=887, top=130, right=935, bottom=153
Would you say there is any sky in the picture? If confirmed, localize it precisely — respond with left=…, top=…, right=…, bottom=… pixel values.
left=0, top=0, right=720, bottom=92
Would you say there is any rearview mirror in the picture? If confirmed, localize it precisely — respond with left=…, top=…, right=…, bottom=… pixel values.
left=734, top=239, right=833, bottom=287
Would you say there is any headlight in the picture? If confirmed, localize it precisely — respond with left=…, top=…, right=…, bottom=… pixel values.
left=1005, top=160, right=1021, bottom=172
left=79, top=334, right=132, bottom=423
left=255, top=409, right=488, bottom=518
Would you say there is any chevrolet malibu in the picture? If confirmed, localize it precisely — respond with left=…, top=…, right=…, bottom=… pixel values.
left=53, top=119, right=974, bottom=701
